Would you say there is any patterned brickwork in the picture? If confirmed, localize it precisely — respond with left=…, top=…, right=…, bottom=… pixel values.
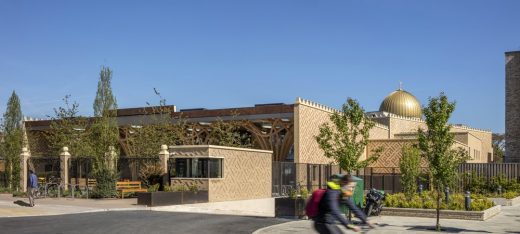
left=367, top=139, right=428, bottom=168
left=294, top=98, right=336, bottom=164
left=208, top=147, right=272, bottom=202
left=171, top=179, right=209, bottom=190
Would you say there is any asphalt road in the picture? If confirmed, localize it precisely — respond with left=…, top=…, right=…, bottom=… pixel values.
left=0, top=211, right=289, bottom=234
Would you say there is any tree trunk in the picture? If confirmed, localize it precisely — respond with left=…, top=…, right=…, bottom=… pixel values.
left=436, top=188, right=441, bottom=231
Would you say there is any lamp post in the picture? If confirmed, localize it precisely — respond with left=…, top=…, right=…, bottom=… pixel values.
left=464, top=191, right=471, bottom=211
left=445, top=187, right=450, bottom=205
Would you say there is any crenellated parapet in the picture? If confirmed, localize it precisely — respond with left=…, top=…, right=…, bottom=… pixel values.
left=295, top=97, right=339, bottom=113
left=451, top=124, right=491, bottom=134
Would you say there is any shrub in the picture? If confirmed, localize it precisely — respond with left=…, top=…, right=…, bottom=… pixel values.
left=148, top=183, right=160, bottom=192
left=288, top=188, right=298, bottom=199
left=91, top=167, right=119, bottom=198
left=188, top=184, right=199, bottom=193
left=385, top=192, right=494, bottom=211
left=399, top=145, right=421, bottom=199
left=175, top=185, right=187, bottom=192
left=503, top=191, right=519, bottom=199
left=300, top=188, right=309, bottom=199
left=463, top=171, right=487, bottom=194
left=139, top=162, right=164, bottom=188
left=471, top=198, right=494, bottom=211
left=163, top=185, right=174, bottom=192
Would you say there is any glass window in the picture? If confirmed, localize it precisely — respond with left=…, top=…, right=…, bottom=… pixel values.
left=174, top=158, right=223, bottom=178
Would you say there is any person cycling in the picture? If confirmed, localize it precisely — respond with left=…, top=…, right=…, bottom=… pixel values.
left=314, top=176, right=361, bottom=233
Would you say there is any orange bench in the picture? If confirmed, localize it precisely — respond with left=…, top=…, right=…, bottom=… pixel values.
left=116, top=181, right=147, bottom=198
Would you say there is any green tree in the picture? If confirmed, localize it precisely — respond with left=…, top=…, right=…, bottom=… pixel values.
left=1, top=91, right=23, bottom=190
left=125, top=89, right=183, bottom=157
left=417, top=93, right=468, bottom=231
left=46, top=95, right=93, bottom=156
left=315, top=98, right=382, bottom=173
left=399, top=145, right=421, bottom=199
left=492, top=133, right=505, bottom=163
left=90, top=66, right=119, bottom=197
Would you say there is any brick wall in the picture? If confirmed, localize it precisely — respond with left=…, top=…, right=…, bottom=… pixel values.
left=294, top=98, right=335, bottom=164
left=506, top=51, right=520, bottom=162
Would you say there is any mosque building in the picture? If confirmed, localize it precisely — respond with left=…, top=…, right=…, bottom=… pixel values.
left=24, top=87, right=492, bottom=171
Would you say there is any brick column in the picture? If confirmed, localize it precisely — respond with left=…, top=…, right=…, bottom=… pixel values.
left=159, top=145, right=170, bottom=187
left=60, top=147, right=71, bottom=190
left=107, top=146, right=117, bottom=171
left=19, top=147, right=30, bottom=192
left=159, top=145, right=169, bottom=174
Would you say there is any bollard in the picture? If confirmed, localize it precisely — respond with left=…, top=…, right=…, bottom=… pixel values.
left=418, top=184, right=423, bottom=194
left=445, top=187, right=450, bottom=204
left=464, top=191, right=471, bottom=211
left=497, top=185, right=502, bottom=195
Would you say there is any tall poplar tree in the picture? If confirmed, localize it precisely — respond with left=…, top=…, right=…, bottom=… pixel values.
left=1, top=91, right=23, bottom=190
left=90, top=66, right=119, bottom=197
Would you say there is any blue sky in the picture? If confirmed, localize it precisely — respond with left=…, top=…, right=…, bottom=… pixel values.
left=1, top=1, right=518, bottom=133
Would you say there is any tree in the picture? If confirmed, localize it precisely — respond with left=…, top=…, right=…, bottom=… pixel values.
left=492, top=133, right=505, bottom=163
left=417, top=93, right=468, bottom=231
left=1, top=91, right=24, bottom=190
left=315, top=98, right=382, bottom=173
left=124, top=89, right=184, bottom=157
left=90, top=66, right=120, bottom=197
left=46, top=95, right=93, bottom=156
left=399, top=145, right=421, bottom=199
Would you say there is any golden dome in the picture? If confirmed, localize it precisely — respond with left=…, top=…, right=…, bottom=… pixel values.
left=379, top=89, right=422, bottom=118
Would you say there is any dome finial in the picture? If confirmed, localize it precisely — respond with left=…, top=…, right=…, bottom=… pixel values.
left=399, top=81, right=403, bottom=90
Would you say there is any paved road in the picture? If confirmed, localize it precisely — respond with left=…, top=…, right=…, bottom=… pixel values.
left=0, top=211, right=289, bottom=234
left=256, top=204, right=520, bottom=234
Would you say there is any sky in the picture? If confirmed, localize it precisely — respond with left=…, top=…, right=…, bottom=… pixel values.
left=1, top=1, right=518, bottom=133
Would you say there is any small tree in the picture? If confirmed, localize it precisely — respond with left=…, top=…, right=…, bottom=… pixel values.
left=399, top=145, right=421, bottom=199
left=1, top=91, right=23, bottom=190
left=418, top=93, right=468, bottom=231
left=315, top=98, right=382, bottom=173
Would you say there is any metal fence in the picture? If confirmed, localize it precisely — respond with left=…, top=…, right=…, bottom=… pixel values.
left=28, top=157, right=61, bottom=183
left=118, top=157, right=161, bottom=181
left=458, top=163, right=520, bottom=181
left=69, top=157, right=94, bottom=186
left=272, top=162, right=520, bottom=196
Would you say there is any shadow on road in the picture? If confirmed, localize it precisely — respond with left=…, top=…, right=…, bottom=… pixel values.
left=405, top=225, right=492, bottom=233
left=13, top=200, right=31, bottom=207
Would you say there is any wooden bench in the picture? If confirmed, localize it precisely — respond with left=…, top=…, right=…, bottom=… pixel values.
left=116, top=181, right=147, bottom=199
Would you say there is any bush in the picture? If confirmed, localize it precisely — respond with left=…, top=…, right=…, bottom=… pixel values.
left=503, top=191, right=519, bottom=199
left=91, top=167, right=119, bottom=198
left=163, top=185, right=174, bottom=192
left=471, top=198, right=494, bottom=211
left=147, top=183, right=160, bottom=192
left=300, top=188, right=309, bottom=199
left=0, top=187, right=13, bottom=194
left=188, top=184, right=199, bottom=193
left=175, top=185, right=187, bottom=192
left=139, top=162, right=164, bottom=189
left=385, top=192, right=494, bottom=211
